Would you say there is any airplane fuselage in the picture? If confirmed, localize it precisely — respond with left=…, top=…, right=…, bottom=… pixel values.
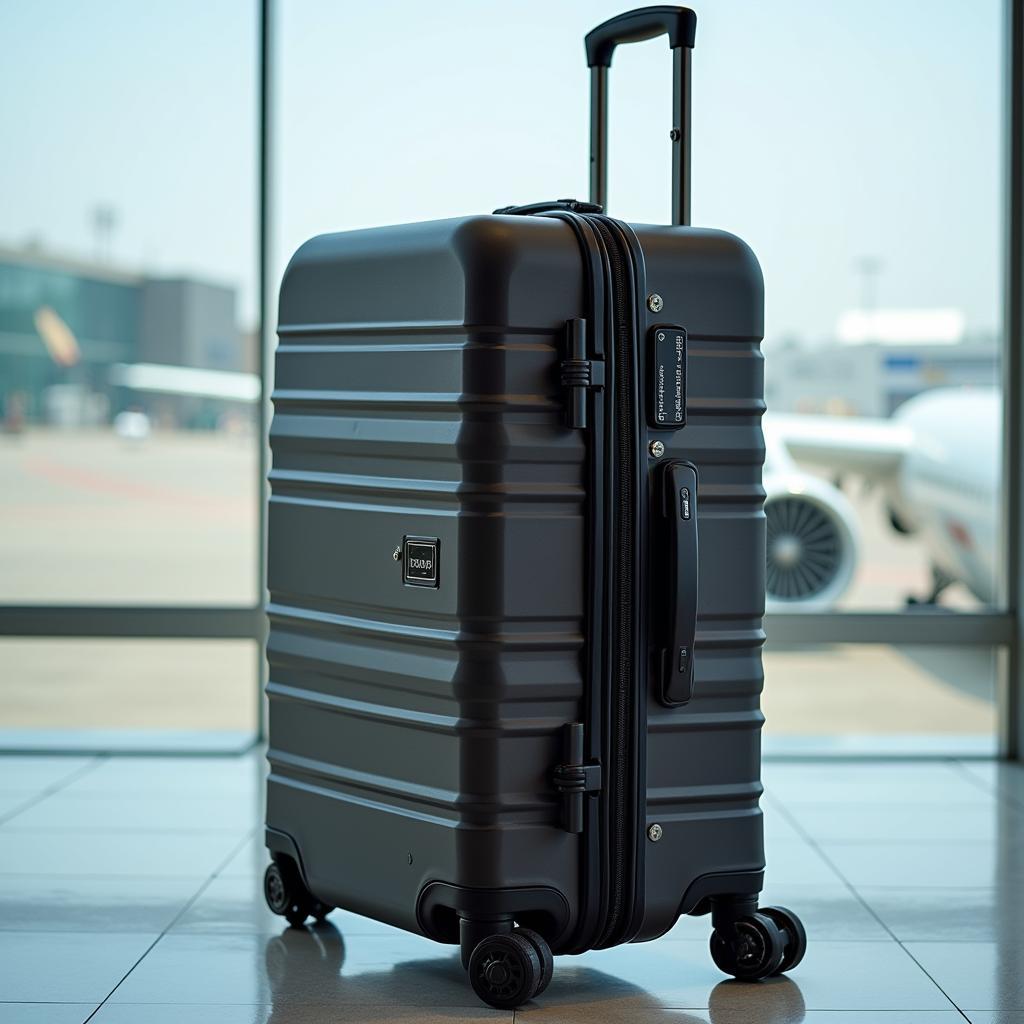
left=888, top=387, right=1000, bottom=604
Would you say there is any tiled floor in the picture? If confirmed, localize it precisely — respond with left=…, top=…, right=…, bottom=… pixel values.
left=1, top=754, right=1022, bottom=1023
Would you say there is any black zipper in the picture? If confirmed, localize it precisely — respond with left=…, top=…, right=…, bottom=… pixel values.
left=584, top=215, right=638, bottom=946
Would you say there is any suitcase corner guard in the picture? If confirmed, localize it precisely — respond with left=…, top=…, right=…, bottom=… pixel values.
left=416, top=882, right=572, bottom=949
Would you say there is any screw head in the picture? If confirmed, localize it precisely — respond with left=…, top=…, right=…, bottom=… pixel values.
left=649, top=440, right=665, bottom=459
left=647, top=823, right=663, bottom=842
left=647, top=293, right=664, bottom=313
left=392, top=546, right=402, bottom=562
left=669, top=127, right=681, bottom=142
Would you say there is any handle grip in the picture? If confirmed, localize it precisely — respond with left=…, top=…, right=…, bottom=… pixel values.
left=585, top=6, right=697, bottom=67
left=658, top=460, right=698, bottom=706
left=586, top=6, right=696, bottom=225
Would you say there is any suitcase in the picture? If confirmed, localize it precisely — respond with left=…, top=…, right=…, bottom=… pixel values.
left=263, top=5, right=805, bottom=1009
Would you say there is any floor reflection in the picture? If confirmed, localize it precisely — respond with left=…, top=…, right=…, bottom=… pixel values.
left=263, top=921, right=809, bottom=1023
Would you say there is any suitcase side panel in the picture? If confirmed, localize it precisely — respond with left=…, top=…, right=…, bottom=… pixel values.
left=267, top=217, right=588, bottom=942
left=632, top=226, right=767, bottom=940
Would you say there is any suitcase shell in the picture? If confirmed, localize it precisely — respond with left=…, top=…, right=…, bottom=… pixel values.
left=265, top=211, right=767, bottom=951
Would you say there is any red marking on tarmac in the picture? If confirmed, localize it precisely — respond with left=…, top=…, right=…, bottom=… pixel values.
left=20, top=456, right=226, bottom=507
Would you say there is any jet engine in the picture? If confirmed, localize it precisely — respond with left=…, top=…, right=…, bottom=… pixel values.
left=763, top=474, right=860, bottom=610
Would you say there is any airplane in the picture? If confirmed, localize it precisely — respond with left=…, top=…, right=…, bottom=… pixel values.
left=765, top=386, right=999, bottom=610
left=109, top=363, right=998, bottom=611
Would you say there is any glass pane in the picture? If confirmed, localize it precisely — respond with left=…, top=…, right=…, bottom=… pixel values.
left=0, top=639, right=257, bottom=749
left=275, top=1, right=1002, bottom=613
left=762, top=644, right=998, bottom=756
left=0, top=2, right=258, bottom=604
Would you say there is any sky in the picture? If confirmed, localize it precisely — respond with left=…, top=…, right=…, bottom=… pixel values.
left=0, top=0, right=1005, bottom=347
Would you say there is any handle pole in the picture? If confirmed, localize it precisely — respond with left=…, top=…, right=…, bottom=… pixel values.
left=589, top=66, right=609, bottom=213
left=585, top=7, right=696, bottom=225
left=671, top=46, right=692, bottom=226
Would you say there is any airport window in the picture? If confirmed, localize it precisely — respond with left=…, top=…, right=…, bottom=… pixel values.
left=0, top=5, right=259, bottom=606
left=0, top=1, right=1020, bottom=756
left=0, top=2, right=260, bottom=746
left=762, top=644, right=999, bottom=756
left=0, top=639, right=257, bottom=751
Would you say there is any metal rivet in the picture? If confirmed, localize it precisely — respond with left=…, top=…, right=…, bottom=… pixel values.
left=669, top=128, right=681, bottom=142
left=648, top=823, right=663, bottom=842
left=649, top=440, right=665, bottom=458
left=392, top=546, right=402, bottom=561
left=647, top=293, right=664, bottom=313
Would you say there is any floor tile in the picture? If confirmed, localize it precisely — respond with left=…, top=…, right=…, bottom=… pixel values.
left=109, top=928, right=479, bottom=1007
left=0, top=756, right=1018, bottom=1021
left=92, top=1005, right=510, bottom=1022
left=782, top=799, right=1024, bottom=843
left=958, top=762, right=1024, bottom=808
left=219, top=835, right=269, bottom=878
left=0, top=931, right=157, bottom=1002
left=0, top=756, right=98, bottom=794
left=0, top=875, right=202, bottom=933
left=517, top=1011, right=967, bottom=1023
left=858, top=886, right=1019, bottom=942
left=762, top=840, right=844, bottom=885
left=171, top=874, right=401, bottom=937
left=3, top=791, right=260, bottom=833
left=821, top=839, right=1024, bottom=888
left=0, top=792, right=35, bottom=819
left=665, top=883, right=890, bottom=943
left=63, top=755, right=264, bottom=797
left=0, top=1007, right=97, bottom=1024
left=0, top=829, right=247, bottom=878
left=905, top=941, right=1024, bottom=1011
left=539, top=939, right=951, bottom=1012
left=108, top=930, right=953, bottom=1013
left=764, top=762, right=990, bottom=805
left=761, top=805, right=805, bottom=843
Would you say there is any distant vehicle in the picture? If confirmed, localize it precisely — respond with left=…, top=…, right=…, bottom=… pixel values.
left=3, top=392, right=27, bottom=435
left=113, top=408, right=151, bottom=441
left=765, top=387, right=999, bottom=609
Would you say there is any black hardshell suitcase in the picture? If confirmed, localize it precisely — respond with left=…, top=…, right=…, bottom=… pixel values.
left=264, top=6, right=805, bottom=1009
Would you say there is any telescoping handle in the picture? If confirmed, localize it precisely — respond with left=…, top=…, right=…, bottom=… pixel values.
left=585, top=6, right=697, bottom=226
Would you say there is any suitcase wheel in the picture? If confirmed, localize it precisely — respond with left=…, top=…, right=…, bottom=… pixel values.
left=467, top=930, right=549, bottom=1009
left=512, top=926, right=554, bottom=995
left=263, top=860, right=334, bottom=928
left=758, top=905, right=807, bottom=973
left=710, top=911, right=787, bottom=980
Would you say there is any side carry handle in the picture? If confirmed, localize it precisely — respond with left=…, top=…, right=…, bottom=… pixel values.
left=659, top=460, right=698, bottom=706
left=585, top=6, right=697, bottom=226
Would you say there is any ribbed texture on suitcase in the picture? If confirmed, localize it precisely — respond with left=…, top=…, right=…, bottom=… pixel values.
left=266, top=216, right=767, bottom=945
left=637, top=227, right=766, bottom=939
left=267, top=218, right=588, bottom=938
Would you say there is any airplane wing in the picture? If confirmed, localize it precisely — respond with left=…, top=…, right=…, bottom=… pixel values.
left=765, top=412, right=913, bottom=476
left=109, top=363, right=260, bottom=403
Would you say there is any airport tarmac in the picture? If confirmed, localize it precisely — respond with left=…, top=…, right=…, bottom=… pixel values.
left=0, top=429, right=997, bottom=744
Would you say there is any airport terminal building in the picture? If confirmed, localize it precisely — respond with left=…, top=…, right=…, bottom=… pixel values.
left=766, top=331, right=999, bottom=418
left=0, top=245, right=251, bottom=428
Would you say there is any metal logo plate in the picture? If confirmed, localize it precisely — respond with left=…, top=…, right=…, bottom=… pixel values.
left=403, top=537, right=439, bottom=587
